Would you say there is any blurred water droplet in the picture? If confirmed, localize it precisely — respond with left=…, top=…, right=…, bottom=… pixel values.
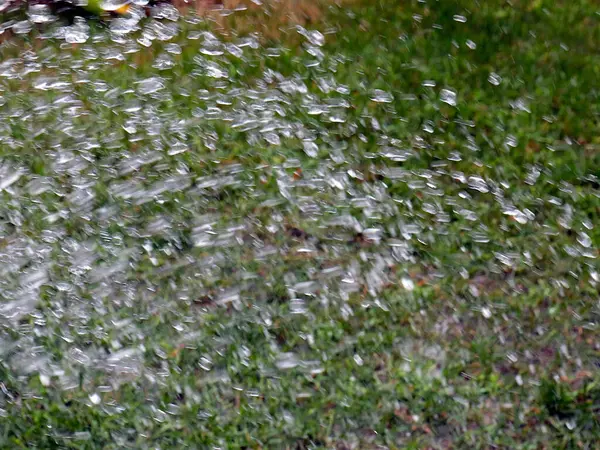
left=28, top=4, right=55, bottom=24
left=370, top=89, right=393, bottom=103
left=510, top=97, right=531, bottom=113
left=296, top=26, right=325, bottom=46
left=440, top=88, right=457, bottom=106
left=65, top=28, right=89, bottom=44
left=276, top=353, right=299, bottom=370
left=303, top=141, right=318, bottom=157
left=505, top=135, right=518, bottom=148
left=577, top=232, right=592, bottom=248
left=401, top=278, right=415, bottom=291
left=136, top=77, right=165, bottom=94
left=89, top=393, right=101, bottom=405
left=488, top=72, right=502, bottom=86
left=264, top=132, right=281, bottom=146
left=40, top=374, right=51, bottom=386
left=12, top=20, right=33, bottom=35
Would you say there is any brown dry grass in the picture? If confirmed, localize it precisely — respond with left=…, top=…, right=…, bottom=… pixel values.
left=174, top=0, right=341, bottom=39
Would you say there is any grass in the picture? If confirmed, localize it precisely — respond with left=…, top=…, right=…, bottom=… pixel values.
left=0, top=0, right=599, bottom=448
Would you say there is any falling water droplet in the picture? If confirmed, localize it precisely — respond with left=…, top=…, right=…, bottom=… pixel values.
left=136, top=77, right=165, bottom=94
left=488, top=72, right=502, bottom=86
left=577, top=232, right=592, bottom=248
left=440, top=89, right=457, bottom=106
left=401, top=278, right=415, bottom=291
left=40, top=374, right=51, bottom=386
left=303, top=141, right=318, bottom=158
left=370, top=89, right=394, bottom=103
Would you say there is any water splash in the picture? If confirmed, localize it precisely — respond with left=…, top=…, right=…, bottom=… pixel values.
left=0, top=2, right=596, bottom=445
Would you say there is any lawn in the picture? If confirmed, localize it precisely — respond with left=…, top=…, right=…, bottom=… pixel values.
left=0, top=0, right=599, bottom=448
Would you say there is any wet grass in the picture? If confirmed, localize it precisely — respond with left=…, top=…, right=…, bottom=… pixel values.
left=0, top=0, right=599, bottom=448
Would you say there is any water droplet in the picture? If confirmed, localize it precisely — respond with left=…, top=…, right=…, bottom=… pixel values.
left=89, top=393, right=101, bottom=405
left=136, top=77, right=165, bottom=94
left=440, top=88, right=457, bottom=106
left=401, top=278, right=415, bottom=291
left=488, top=72, right=502, bottom=86
left=65, top=29, right=89, bottom=44
left=40, top=374, right=51, bottom=386
left=276, top=353, right=299, bottom=370
left=504, top=135, right=518, bottom=148
left=510, top=98, right=531, bottom=113
left=370, top=89, right=393, bottom=103
left=27, top=4, right=56, bottom=24
left=296, top=26, right=325, bottom=46
left=264, top=132, right=281, bottom=146
left=15, top=20, right=36, bottom=37
left=577, top=232, right=592, bottom=248
left=303, top=141, right=318, bottom=158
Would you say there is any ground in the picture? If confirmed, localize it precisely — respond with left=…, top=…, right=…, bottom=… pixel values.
left=0, top=0, right=599, bottom=448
